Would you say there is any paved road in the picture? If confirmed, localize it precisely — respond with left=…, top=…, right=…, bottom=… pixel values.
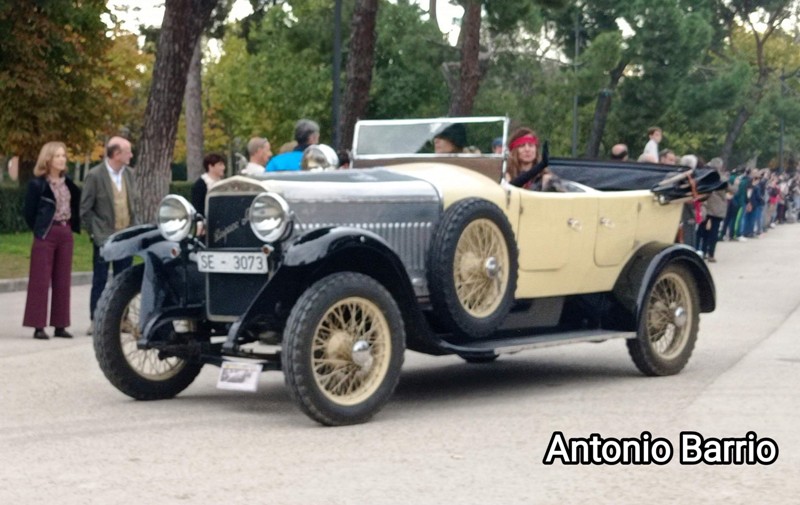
left=1, top=225, right=798, bottom=504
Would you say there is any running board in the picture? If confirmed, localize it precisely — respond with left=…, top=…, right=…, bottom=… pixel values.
left=438, top=329, right=636, bottom=357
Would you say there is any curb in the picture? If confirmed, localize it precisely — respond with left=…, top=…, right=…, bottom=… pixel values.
left=0, top=272, right=93, bottom=293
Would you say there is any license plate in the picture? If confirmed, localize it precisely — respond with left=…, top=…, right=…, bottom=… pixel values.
left=197, top=251, right=268, bottom=274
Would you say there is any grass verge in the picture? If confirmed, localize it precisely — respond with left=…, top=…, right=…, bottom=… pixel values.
left=0, top=232, right=95, bottom=279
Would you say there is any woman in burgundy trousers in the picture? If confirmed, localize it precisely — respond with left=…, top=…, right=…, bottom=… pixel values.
left=22, top=141, right=81, bottom=340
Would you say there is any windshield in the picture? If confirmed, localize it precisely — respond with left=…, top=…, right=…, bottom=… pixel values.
left=353, top=117, right=507, bottom=158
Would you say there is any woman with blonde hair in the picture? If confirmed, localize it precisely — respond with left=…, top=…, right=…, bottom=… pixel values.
left=22, top=141, right=81, bottom=339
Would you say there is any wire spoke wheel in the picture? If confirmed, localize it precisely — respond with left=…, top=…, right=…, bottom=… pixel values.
left=93, top=265, right=203, bottom=400
left=627, top=264, right=699, bottom=376
left=645, top=272, right=691, bottom=360
left=311, top=297, right=391, bottom=406
left=283, top=272, right=405, bottom=426
left=454, top=219, right=510, bottom=318
left=120, top=294, right=186, bottom=381
left=428, top=198, right=518, bottom=340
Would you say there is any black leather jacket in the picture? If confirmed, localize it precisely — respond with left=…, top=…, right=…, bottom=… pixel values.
left=23, top=176, right=81, bottom=239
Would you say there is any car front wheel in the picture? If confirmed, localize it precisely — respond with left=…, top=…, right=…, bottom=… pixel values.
left=282, top=272, right=405, bottom=426
left=627, top=264, right=699, bottom=376
left=93, top=265, right=203, bottom=400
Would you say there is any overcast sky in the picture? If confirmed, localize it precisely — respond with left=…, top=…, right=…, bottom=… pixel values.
left=107, top=0, right=463, bottom=43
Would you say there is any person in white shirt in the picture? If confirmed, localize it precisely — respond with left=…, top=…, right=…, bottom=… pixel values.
left=642, top=126, right=662, bottom=161
left=241, top=137, right=272, bottom=176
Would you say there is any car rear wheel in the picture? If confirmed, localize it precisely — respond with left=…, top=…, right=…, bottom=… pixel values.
left=627, top=264, right=699, bottom=376
left=93, top=265, right=203, bottom=400
left=282, top=272, right=405, bottom=426
left=428, top=198, right=518, bottom=340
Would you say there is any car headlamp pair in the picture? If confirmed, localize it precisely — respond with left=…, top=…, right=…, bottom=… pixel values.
left=157, top=193, right=291, bottom=243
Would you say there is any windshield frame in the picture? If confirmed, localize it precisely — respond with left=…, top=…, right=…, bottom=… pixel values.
left=352, top=116, right=509, bottom=160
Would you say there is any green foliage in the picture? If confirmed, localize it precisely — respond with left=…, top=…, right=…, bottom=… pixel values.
left=0, top=182, right=27, bottom=234
left=0, top=181, right=194, bottom=234
left=0, top=231, right=95, bottom=279
left=205, top=4, right=333, bottom=150
left=0, top=0, right=110, bottom=161
left=169, top=181, right=194, bottom=202
left=369, top=1, right=451, bottom=118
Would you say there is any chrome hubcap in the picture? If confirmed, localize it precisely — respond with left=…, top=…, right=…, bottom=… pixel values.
left=351, top=340, right=374, bottom=371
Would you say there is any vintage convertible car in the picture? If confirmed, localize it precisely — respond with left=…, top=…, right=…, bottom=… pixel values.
left=94, top=117, right=719, bottom=426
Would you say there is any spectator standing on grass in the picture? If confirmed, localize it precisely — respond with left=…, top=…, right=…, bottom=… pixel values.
left=23, top=141, right=81, bottom=340
left=80, top=136, right=140, bottom=335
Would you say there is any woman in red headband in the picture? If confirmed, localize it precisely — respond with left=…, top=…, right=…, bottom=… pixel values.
left=506, top=127, right=561, bottom=191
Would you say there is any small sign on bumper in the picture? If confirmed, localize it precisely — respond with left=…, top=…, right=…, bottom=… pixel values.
left=216, top=361, right=263, bottom=392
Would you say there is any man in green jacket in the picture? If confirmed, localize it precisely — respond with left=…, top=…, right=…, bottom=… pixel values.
left=79, top=136, right=140, bottom=334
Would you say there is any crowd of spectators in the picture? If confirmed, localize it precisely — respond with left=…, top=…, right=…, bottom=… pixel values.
left=624, top=126, right=800, bottom=263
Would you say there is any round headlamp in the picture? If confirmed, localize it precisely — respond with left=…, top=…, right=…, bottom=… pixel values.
left=301, top=144, right=339, bottom=171
left=157, top=195, right=196, bottom=242
left=249, top=192, right=291, bottom=242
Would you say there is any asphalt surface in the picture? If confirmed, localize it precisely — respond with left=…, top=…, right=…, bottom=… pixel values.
left=0, top=224, right=798, bottom=504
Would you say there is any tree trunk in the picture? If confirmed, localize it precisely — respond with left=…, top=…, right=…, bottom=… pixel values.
left=185, top=38, right=205, bottom=182
left=136, top=0, right=217, bottom=223
left=720, top=105, right=752, bottom=168
left=584, top=89, right=612, bottom=158
left=584, top=60, right=627, bottom=158
left=429, top=0, right=438, bottom=28
left=338, top=0, right=379, bottom=151
left=448, top=1, right=482, bottom=116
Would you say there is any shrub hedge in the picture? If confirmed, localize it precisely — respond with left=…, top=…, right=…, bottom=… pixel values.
left=0, top=181, right=195, bottom=233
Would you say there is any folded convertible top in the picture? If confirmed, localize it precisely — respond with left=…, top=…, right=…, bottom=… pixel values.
left=548, top=158, right=725, bottom=199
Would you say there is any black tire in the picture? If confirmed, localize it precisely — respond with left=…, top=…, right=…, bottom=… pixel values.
left=93, top=264, right=203, bottom=400
left=428, top=198, right=518, bottom=340
left=627, top=264, right=699, bottom=376
left=282, top=272, right=405, bottom=426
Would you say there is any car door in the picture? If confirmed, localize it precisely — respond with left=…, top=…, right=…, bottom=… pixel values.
left=593, top=193, right=641, bottom=267
left=515, top=190, right=594, bottom=272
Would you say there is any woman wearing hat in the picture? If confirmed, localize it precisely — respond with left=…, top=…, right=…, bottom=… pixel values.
left=505, top=127, right=561, bottom=191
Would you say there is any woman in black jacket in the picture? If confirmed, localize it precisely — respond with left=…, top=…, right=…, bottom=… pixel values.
left=191, top=152, right=226, bottom=216
left=22, top=141, right=81, bottom=340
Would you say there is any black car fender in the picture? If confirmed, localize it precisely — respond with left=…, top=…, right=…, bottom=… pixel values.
left=612, top=242, right=716, bottom=327
left=101, top=224, right=205, bottom=330
left=226, top=226, right=426, bottom=348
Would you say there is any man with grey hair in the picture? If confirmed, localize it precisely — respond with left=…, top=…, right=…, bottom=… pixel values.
left=267, top=119, right=320, bottom=172
left=241, top=136, right=272, bottom=176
